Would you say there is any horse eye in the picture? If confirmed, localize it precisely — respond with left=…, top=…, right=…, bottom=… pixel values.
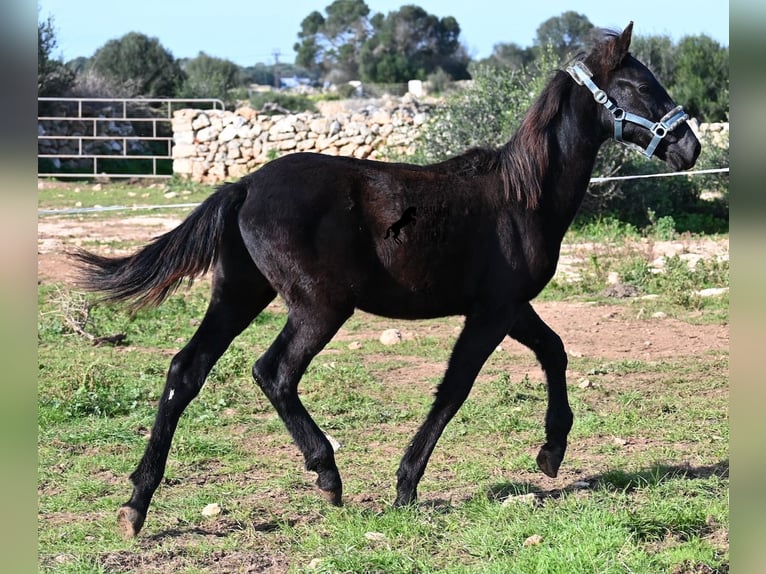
left=637, top=84, right=650, bottom=95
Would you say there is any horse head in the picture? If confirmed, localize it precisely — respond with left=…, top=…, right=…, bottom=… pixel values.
left=573, top=22, right=701, bottom=171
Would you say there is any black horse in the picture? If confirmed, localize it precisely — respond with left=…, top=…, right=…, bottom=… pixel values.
left=73, top=23, right=700, bottom=538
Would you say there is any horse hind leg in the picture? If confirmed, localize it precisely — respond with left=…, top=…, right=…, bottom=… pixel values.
left=508, top=303, right=573, bottom=478
left=118, top=255, right=276, bottom=538
left=252, top=304, right=351, bottom=506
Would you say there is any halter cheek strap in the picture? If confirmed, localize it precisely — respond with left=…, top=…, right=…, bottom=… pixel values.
left=566, top=61, right=689, bottom=158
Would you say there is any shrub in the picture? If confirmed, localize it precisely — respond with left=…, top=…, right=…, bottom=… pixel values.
left=248, top=91, right=317, bottom=114
left=413, top=46, right=559, bottom=164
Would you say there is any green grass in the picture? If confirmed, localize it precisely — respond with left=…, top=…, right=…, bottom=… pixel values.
left=38, top=280, right=728, bottom=573
left=38, top=177, right=214, bottom=214
left=539, top=220, right=729, bottom=323
left=38, top=182, right=728, bottom=573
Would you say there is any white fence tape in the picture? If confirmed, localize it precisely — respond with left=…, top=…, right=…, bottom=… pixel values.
left=38, top=167, right=729, bottom=216
left=589, top=167, right=729, bottom=183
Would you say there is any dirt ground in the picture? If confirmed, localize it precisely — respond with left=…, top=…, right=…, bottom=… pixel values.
left=37, top=213, right=729, bottom=361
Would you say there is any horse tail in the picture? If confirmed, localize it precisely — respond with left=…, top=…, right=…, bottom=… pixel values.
left=72, top=180, right=249, bottom=309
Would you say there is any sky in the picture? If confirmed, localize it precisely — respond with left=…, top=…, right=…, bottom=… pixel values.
left=38, top=0, right=729, bottom=67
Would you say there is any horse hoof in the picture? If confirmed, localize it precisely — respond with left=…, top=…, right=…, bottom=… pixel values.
left=536, top=445, right=563, bottom=478
left=320, top=487, right=343, bottom=507
left=117, top=506, right=145, bottom=539
left=393, top=490, right=417, bottom=508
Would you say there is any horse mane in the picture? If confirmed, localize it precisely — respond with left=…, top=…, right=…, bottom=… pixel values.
left=497, top=26, right=628, bottom=210
left=429, top=147, right=503, bottom=177
left=495, top=71, right=569, bottom=210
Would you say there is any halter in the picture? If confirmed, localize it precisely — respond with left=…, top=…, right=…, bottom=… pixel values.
left=566, top=61, right=689, bottom=158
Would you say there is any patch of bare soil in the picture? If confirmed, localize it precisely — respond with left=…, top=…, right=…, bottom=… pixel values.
left=37, top=215, right=183, bottom=284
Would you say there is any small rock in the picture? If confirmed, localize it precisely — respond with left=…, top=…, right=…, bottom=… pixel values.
left=164, top=191, right=178, bottom=199
left=379, top=328, right=402, bottom=345
left=201, top=503, right=222, bottom=517
left=601, top=283, right=639, bottom=298
left=523, top=534, right=544, bottom=546
left=651, top=311, right=667, bottom=319
left=577, top=378, right=593, bottom=389
left=569, top=350, right=584, bottom=358
left=612, top=437, right=629, bottom=446
left=571, top=481, right=591, bottom=489
left=502, top=492, right=541, bottom=506
left=364, top=531, right=387, bottom=542
left=697, top=287, right=728, bottom=297
left=348, top=341, right=362, bottom=350
left=307, top=558, right=323, bottom=570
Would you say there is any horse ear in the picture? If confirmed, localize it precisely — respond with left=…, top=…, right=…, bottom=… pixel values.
left=619, top=22, right=634, bottom=53
left=604, top=21, right=633, bottom=70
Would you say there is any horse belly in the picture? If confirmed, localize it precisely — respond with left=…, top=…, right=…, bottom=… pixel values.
left=355, top=285, right=466, bottom=319
left=353, top=252, right=473, bottom=319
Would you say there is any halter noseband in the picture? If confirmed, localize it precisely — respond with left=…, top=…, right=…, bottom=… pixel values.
left=566, top=61, right=689, bottom=158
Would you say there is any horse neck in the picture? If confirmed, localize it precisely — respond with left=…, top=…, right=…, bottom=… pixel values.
left=537, top=88, right=606, bottom=238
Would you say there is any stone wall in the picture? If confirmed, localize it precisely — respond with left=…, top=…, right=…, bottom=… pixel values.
left=170, top=98, right=727, bottom=184
left=171, top=95, right=430, bottom=184
left=692, top=120, right=729, bottom=148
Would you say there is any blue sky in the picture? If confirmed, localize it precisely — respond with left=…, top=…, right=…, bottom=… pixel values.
left=38, top=0, right=729, bottom=67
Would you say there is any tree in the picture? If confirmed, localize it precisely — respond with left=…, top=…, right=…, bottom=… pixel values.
left=294, top=0, right=371, bottom=83
left=294, top=1, right=468, bottom=84
left=241, top=62, right=276, bottom=87
left=86, top=32, right=183, bottom=97
left=670, top=35, right=729, bottom=121
left=482, top=42, right=536, bottom=71
left=359, top=5, right=469, bottom=83
left=38, top=15, right=75, bottom=96
left=629, top=34, right=676, bottom=86
left=534, top=11, right=594, bottom=62
left=179, top=52, right=240, bottom=100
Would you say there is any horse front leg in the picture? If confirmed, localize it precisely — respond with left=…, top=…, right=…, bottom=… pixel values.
left=394, top=308, right=513, bottom=506
left=508, top=302, right=573, bottom=478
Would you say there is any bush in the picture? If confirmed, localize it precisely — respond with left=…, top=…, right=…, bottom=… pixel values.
left=413, top=46, right=560, bottom=164
left=248, top=91, right=317, bottom=114
left=578, top=133, right=729, bottom=234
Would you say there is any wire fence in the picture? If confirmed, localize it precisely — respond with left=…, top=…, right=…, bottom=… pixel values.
left=37, top=167, right=729, bottom=216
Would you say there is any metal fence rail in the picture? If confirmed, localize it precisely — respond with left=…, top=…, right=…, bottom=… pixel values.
left=37, top=97, right=225, bottom=179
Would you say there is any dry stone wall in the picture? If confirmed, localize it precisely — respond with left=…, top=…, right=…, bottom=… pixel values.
left=170, top=96, right=728, bottom=184
left=692, top=120, right=729, bottom=148
left=172, top=96, right=430, bottom=184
